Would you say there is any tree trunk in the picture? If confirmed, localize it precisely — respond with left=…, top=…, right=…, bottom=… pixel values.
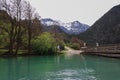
left=9, top=37, right=13, bottom=54
left=8, top=24, right=14, bottom=55
left=15, top=37, right=20, bottom=55
left=15, top=21, right=21, bottom=55
left=28, top=29, right=31, bottom=54
left=28, top=21, right=32, bottom=54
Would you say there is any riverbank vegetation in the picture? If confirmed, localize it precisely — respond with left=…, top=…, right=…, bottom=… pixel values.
left=0, top=0, right=68, bottom=56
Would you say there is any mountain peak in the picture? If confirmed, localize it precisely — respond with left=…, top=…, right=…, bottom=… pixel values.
left=41, top=18, right=89, bottom=35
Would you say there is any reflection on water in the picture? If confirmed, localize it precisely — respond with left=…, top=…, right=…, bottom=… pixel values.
left=0, top=54, right=120, bottom=80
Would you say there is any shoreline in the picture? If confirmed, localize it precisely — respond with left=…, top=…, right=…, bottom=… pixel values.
left=0, top=53, right=62, bottom=58
left=1, top=46, right=120, bottom=59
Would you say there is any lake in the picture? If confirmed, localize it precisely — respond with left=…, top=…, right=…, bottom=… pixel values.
left=0, top=54, right=120, bottom=80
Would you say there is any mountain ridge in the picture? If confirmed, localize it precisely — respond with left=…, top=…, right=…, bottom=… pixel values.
left=41, top=18, right=89, bottom=35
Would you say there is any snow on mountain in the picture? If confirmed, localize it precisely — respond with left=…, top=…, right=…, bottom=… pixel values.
left=41, top=18, right=59, bottom=26
left=41, top=18, right=89, bottom=34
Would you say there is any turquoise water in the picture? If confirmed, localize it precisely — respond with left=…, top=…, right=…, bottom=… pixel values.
left=0, top=54, right=120, bottom=80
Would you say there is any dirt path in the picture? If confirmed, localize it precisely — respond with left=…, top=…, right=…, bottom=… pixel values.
left=64, top=46, right=83, bottom=55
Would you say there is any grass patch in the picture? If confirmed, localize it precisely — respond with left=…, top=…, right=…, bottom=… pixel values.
left=0, top=49, right=8, bottom=54
left=0, top=49, right=27, bottom=55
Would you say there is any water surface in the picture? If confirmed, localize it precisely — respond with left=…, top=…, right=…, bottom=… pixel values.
left=0, top=54, right=120, bottom=80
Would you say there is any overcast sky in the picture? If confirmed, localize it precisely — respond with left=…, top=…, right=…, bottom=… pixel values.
left=28, top=0, right=120, bottom=25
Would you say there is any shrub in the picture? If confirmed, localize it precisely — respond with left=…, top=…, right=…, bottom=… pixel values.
left=32, top=32, right=57, bottom=55
left=71, top=43, right=80, bottom=50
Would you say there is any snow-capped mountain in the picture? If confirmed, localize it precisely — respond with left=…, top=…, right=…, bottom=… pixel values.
left=41, top=18, right=89, bottom=34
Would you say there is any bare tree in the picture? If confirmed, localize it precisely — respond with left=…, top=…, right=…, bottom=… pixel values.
left=32, top=13, right=42, bottom=37
left=2, top=0, right=16, bottom=54
left=1, top=0, right=27, bottom=54
left=13, top=0, right=25, bottom=54
left=25, top=1, right=35, bottom=54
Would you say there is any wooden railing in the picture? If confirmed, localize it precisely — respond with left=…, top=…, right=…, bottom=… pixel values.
left=84, top=45, right=120, bottom=53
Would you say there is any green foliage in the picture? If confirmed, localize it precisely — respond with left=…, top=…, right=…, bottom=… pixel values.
left=0, top=20, right=11, bottom=48
left=0, top=34, right=8, bottom=48
left=0, top=30, right=9, bottom=48
left=32, top=32, right=57, bottom=55
left=70, top=43, right=80, bottom=50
